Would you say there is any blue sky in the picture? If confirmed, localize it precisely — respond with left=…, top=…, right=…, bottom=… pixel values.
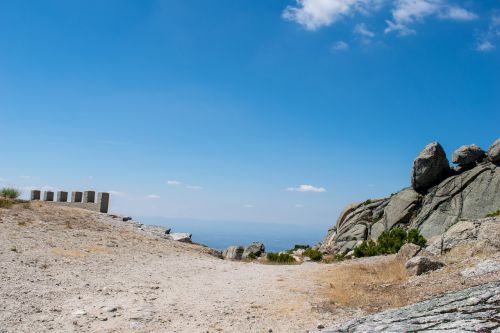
left=0, top=0, right=498, bottom=228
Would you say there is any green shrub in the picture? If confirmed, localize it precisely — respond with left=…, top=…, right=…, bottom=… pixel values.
left=266, top=252, right=296, bottom=264
left=0, top=188, right=21, bottom=199
left=485, top=210, right=500, bottom=218
left=406, top=228, right=427, bottom=247
left=353, top=228, right=427, bottom=258
left=247, top=253, right=257, bottom=260
left=362, top=199, right=372, bottom=206
left=303, top=248, right=323, bottom=261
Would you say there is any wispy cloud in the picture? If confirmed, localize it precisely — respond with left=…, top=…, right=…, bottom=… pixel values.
left=185, top=185, right=203, bottom=190
left=475, top=13, right=499, bottom=52
left=147, top=194, right=160, bottom=199
left=287, top=184, right=327, bottom=193
left=295, top=204, right=305, bottom=208
left=283, top=0, right=382, bottom=31
left=243, top=204, right=254, bottom=208
left=331, top=41, right=350, bottom=51
left=282, top=0, right=478, bottom=38
left=167, top=180, right=182, bottom=186
left=108, top=190, right=127, bottom=197
left=354, top=23, right=375, bottom=37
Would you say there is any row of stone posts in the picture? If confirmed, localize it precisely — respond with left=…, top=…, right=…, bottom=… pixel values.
left=30, top=190, right=109, bottom=213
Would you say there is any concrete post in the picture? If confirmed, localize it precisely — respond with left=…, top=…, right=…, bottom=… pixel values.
left=43, top=191, right=54, bottom=201
left=83, top=191, right=96, bottom=203
left=30, top=190, right=41, bottom=201
left=71, top=191, right=83, bottom=203
left=57, top=191, right=68, bottom=202
left=97, top=192, right=110, bottom=213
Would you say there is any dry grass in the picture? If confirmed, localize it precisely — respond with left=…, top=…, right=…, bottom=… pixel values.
left=50, top=248, right=87, bottom=258
left=315, top=256, right=409, bottom=312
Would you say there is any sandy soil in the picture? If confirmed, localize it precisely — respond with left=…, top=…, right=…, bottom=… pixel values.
left=1, top=202, right=498, bottom=333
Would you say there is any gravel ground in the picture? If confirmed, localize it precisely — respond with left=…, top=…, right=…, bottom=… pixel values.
left=0, top=203, right=334, bottom=333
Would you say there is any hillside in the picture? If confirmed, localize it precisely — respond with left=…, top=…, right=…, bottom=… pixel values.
left=1, top=202, right=499, bottom=332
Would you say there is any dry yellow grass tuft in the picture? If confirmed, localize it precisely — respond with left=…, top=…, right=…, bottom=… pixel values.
left=50, top=248, right=87, bottom=258
left=315, top=257, right=409, bottom=312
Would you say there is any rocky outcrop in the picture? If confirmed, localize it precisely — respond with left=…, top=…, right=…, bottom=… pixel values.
left=242, top=242, right=265, bottom=259
left=168, top=233, right=192, bottom=243
left=452, top=144, right=485, bottom=165
left=222, top=246, right=245, bottom=260
left=314, top=282, right=500, bottom=332
left=411, top=142, right=450, bottom=191
left=489, top=138, right=500, bottom=163
left=426, top=216, right=500, bottom=255
left=396, top=243, right=421, bottom=261
left=404, top=256, right=444, bottom=275
left=319, top=139, right=500, bottom=254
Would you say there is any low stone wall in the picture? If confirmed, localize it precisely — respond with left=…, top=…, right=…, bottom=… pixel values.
left=30, top=190, right=109, bottom=213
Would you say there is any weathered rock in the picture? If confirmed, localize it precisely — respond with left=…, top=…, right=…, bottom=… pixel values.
left=411, top=142, right=450, bottom=191
left=242, top=242, right=265, bottom=259
left=452, top=144, right=485, bottom=165
left=383, top=188, right=420, bottom=230
left=412, top=162, right=500, bottom=238
left=168, top=233, right=192, bottom=243
left=461, top=260, right=500, bottom=277
left=405, top=256, right=444, bottom=275
left=222, top=246, right=244, bottom=260
left=396, top=243, right=421, bottom=261
left=313, top=282, right=500, bottom=332
left=426, top=217, right=500, bottom=255
left=488, top=138, right=500, bottom=163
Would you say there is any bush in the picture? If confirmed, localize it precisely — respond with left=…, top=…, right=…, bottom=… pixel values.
left=0, top=188, right=21, bottom=199
left=0, top=198, right=13, bottom=208
left=485, top=210, right=500, bottom=218
left=353, top=228, right=427, bottom=258
left=303, top=248, right=323, bottom=261
left=266, top=252, right=296, bottom=264
left=247, top=253, right=257, bottom=260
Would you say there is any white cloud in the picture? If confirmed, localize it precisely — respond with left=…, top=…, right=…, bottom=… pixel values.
left=167, top=180, right=182, bottom=186
left=384, top=19, right=416, bottom=35
left=243, top=204, right=254, bottom=208
left=108, top=190, right=127, bottom=197
left=354, top=23, right=375, bottom=37
left=185, top=185, right=203, bottom=190
left=282, top=0, right=381, bottom=31
left=147, top=194, right=160, bottom=199
left=295, top=204, right=305, bottom=208
left=440, top=6, right=478, bottom=21
left=476, top=40, right=495, bottom=52
left=331, top=40, right=350, bottom=51
left=287, top=184, right=327, bottom=193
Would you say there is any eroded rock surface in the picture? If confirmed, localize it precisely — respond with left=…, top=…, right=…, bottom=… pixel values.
left=452, top=144, right=485, bottom=166
left=411, top=142, right=450, bottom=191
left=316, top=282, right=500, bottom=333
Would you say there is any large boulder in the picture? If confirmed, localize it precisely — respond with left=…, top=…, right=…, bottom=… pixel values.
left=452, top=144, right=485, bottom=166
left=405, top=256, right=445, bottom=275
left=411, top=142, right=450, bottom=191
left=396, top=243, right=421, bottom=261
left=168, top=233, right=192, bottom=243
left=222, top=246, right=245, bottom=260
left=242, top=242, right=265, bottom=259
left=383, top=188, right=420, bottom=230
left=488, top=138, right=500, bottom=164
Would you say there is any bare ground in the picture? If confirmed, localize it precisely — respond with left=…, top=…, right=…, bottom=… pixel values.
left=0, top=202, right=498, bottom=333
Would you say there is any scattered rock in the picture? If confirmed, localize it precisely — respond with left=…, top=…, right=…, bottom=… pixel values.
left=452, top=144, right=485, bottom=165
left=488, top=138, right=500, bottom=163
left=168, top=233, right=192, bottom=243
left=242, top=242, right=265, bottom=259
left=411, top=142, right=450, bottom=191
left=222, top=246, right=245, bottom=260
left=72, top=310, right=86, bottom=316
left=461, top=260, right=500, bottom=277
left=405, top=256, right=444, bottom=275
left=396, top=243, right=421, bottom=261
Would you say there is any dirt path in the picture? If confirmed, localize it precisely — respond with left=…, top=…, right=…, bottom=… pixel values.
left=0, top=203, right=334, bottom=333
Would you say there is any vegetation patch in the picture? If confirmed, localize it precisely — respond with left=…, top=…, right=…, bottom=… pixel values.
left=0, top=187, right=21, bottom=199
left=353, top=228, right=427, bottom=258
left=266, top=252, right=296, bottom=264
left=0, top=198, right=14, bottom=208
left=485, top=210, right=500, bottom=218
left=303, top=248, right=323, bottom=261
